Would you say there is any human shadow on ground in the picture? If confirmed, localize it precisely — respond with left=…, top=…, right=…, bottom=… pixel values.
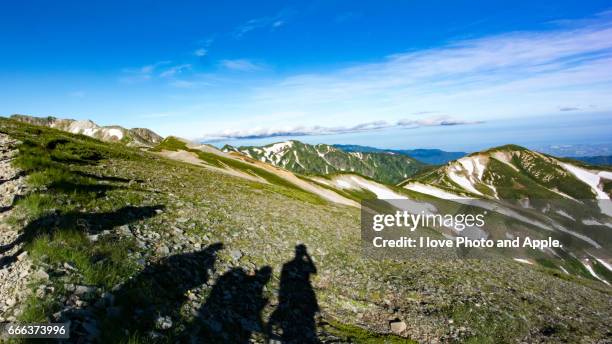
left=48, top=180, right=122, bottom=196
left=192, top=265, right=272, bottom=343
left=72, top=171, right=129, bottom=183
left=93, top=243, right=224, bottom=339
left=0, top=174, right=121, bottom=221
left=189, top=244, right=320, bottom=343
left=72, top=170, right=143, bottom=184
left=267, top=244, right=320, bottom=343
left=0, top=205, right=164, bottom=269
left=54, top=240, right=322, bottom=343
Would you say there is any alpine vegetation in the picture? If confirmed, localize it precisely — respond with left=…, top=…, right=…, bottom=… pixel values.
left=0, top=116, right=610, bottom=343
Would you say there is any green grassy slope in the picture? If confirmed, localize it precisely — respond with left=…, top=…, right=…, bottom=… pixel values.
left=153, top=136, right=328, bottom=205
left=401, top=144, right=601, bottom=200
left=227, top=140, right=425, bottom=184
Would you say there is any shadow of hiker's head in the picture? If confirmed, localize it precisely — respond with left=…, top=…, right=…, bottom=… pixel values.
left=194, top=263, right=272, bottom=343
left=152, top=242, right=224, bottom=291
left=202, top=242, right=224, bottom=256
left=107, top=205, right=164, bottom=224
left=257, top=266, right=272, bottom=281
left=296, top=244, right=308, bottom=256
left=292, top=244, right=316, bottom=275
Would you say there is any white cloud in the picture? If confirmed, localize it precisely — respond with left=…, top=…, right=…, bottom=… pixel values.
left=120, top=60, right=171, bottom=83
left=559, top=106, right=581, bottom=112
left=120, top=13, right=612, bottom=141
left=233, top=9, right=294, bottom=38
left=220, top=59, right=264, bottom=71
left=201, top=116, right=480, bottom=140
left=169, top=79, right=213, bottom=88
left=242, top=19, right=612, bottom=125
left=135, top=61, right=171, bottom=74
left=194, top=48, right=208, bottom=57
left=160, top=64, right=192, bottom=78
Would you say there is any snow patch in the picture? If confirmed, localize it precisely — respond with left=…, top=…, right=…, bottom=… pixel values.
left=316, top=149, right=334, bottom=167
left=582, top=259, right=610, bottom=285
left=293, top=151, right=305, bottom=168
left=561, top=163, right=612, bottom=216
left=68, top=120, right=98, bottom=136
left=82, top=128, right=98, bottom=136
left=550, top=222, right=601, bottom=248
left=106, top=128, right=124, bottom=140
left=336, top=180, right=352, bottom=189
left=555, top=210, right=575, bottom=220
left=599, top=171, right=612, bottom=180
left=403, top=183, right=471, bottom=200
left=349, top=152, right=363, bottom=159
left=561, top=163, right=609, bottom=200
left=594, top=257, right=612, bottom=272
left=457, top=155, right=487, bottom=180
left=582, top=218, right=612, bottom=228
left=406, top=182, right=598, bottom=246
left=513, top=258, right=533, bottom=265
left=447, top=169, right=483, bottom=195
left=264, top=141, right=293, bottom=155
left=349, top=176, right=405, bottom=199
left=491, top=151, right=519, bottom=171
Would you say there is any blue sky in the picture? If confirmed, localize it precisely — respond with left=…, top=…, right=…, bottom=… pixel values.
left=1, top=1, right=612, bottom=150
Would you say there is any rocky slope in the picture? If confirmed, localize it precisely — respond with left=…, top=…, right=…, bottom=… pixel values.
left=0, top=118, right=611, bottom=343
left=223, top=140, right=424, bottom=184
left=10, top=114, right=163, bottom=147
left=0, top=133, right=36, bottom=323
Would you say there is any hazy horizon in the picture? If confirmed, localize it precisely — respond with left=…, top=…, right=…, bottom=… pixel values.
left=209, top=112, right=611, bottom=155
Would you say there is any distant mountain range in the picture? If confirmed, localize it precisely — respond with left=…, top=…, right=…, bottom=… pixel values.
left=10, top=114, right=163, bottom=147
left=334, top=144, right=466, bottom=164
left=223, top=140, right=425, bottom=184
left=571, top=155, right=612, bottom=166
left=2, top=114, right=612, bottom=344
left=3, top=115, right=612, bottom=342
left=535, top=143, right=612, bottom=158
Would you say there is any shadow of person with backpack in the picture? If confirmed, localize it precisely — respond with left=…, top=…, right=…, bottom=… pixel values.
left=194, top=265, right=272, bottom=343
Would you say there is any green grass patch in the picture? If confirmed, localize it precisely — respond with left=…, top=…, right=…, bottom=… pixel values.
left=29, top=230, right=139, bottom=288
left=323, top=320, right=416, bottom=344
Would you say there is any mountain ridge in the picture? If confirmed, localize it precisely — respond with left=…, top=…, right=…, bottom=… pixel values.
left=401, top=144, right=612, bottom=200
left=9, top=114, right=163, bottom=147
left=223, top=140, right=425, bottom=184
left=0, top=116, right=611, bottom=343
